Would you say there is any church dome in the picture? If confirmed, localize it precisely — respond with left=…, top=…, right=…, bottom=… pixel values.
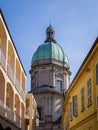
left=31, top=42, right=69, bottom=65
left=31, top=25, right=69, bottom=66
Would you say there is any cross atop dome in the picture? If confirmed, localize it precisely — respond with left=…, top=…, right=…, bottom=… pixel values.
left=44, top=24, right=56, bottom=43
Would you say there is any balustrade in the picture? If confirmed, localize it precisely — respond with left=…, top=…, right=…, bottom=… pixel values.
left=0, top=100, right=5, bottom=116
left=5, top=106, right=14, bottom=121
left=26, top=108, right=30, bottom=115
left=20, top=87, right=26, bottom=101
left=0, top=99, right=25, bottom=129
left=15, top=77, right=21, bottom=93
left=7, top=61, right=14, bottom=84
left=15, top=113, right=21, bottom=128
left=21, top=118, right=25, bottom=130
left=15, top=77, right=26, bottom=101
left=0, top=49, right=6, bottom=70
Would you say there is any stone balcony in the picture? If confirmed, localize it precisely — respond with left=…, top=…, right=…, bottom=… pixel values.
left=0, top=100, right=25, bottom=130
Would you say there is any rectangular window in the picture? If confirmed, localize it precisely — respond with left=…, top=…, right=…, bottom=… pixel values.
left=57, top=80, right=62, bottom=91
left=96, top=63, right=98, bottom=84
left=37, top=107, right=42, bottom=120
left=73, top=95, right=78, bottom=116
left=87, top=79, right=92, bottom=106
left=69, top=102, right=73, bottom=121
left=81, top=87, right=85, bottom=111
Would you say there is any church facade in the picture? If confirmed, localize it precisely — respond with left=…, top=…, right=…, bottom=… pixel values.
left=30, top=25, right=71, bottom=130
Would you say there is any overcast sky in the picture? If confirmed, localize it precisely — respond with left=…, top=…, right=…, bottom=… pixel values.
left=1, top=0, right=98, bottom=91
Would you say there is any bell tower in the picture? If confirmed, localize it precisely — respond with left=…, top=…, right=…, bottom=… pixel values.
left=30, top=25, right=71, bottom=130
left=45, top=24, right=56, bottom=43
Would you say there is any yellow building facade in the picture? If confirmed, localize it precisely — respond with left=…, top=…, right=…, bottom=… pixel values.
left=25, top=93, right=38, bottom=130
left=62, top=37, right=98, bottom=130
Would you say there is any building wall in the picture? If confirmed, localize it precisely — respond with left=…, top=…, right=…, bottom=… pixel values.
left=31, top=61, right=70, bottom=92
left=52, top=94, right=62, bottom=121
left=0, top=10, right=26, bottom=130
left=35, top=93, right=62, bottom=122
left=25, top=93, right=37, bottom=130
left=62, top=38, right=98, bottom=130
left=37, top=66, right=52, bottom=87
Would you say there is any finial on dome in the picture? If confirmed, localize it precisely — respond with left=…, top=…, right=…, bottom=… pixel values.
left=44, top=24, right=56, bottom=43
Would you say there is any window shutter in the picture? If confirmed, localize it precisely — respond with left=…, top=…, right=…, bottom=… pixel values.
left=87, top=79, right=92, bottom=106
left=81, top=87, right=85, bottom=111
left=96, top=63, right=98, bottom=84
left=73, top=95, right=78, bottom=116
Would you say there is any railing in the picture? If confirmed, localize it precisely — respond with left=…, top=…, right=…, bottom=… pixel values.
left=0, top=100, right=5, bottom=117
left=0, top=49, right=26, bottom=101
left=21, top=119, right=25, bottom=130
left=14, top=114, right=25, bottom=130
left=7, top=61, right=14, bottom=84
left=0, top=100, right=25, bottom=130
left=20, top=87, right=26, bottom=101
left=5, top=106, right=14, bottom=121
left=26, top=108, right=30, bottom=115
left=14, top=113, right=25, bottom=130
left=15, top=77, right=26, bottom=101
left=0, top=49, right=6, bottom=70
left=15, top=77, right=21, bottom=93
left=0, top=49, right=26, bottom=100
left=15, top=113, right=21, bottom=128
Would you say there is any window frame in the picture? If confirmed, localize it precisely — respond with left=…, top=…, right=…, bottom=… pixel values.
left=37, top=106, right=43, bottom=120
left=57, top=79, right=62, bottom=91
left=81, top=87, right=85, bottom=111
left=87, top=78, right=92, bottom=106
left=96, top=63, right=98, bottom=84
left=73, top=95, right=78, bottom=117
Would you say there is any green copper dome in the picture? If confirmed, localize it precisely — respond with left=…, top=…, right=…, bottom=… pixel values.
left=31, top=42, right=69, bottom=65
left=31, top=25, right=69, bottom=66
